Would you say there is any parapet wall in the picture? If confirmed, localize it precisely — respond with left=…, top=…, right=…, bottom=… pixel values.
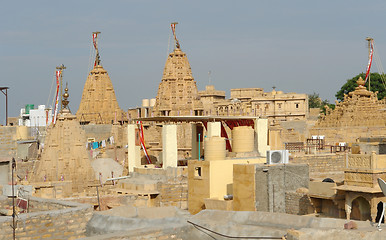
left=0, top=196, right=93, bottom=240
left=291, top=154, right=345, bottom=176
left=0, top=126, right=16, bottom=158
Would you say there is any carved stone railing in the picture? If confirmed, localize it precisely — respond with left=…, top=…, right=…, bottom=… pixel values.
left=346, top=152, right=386, bottom=170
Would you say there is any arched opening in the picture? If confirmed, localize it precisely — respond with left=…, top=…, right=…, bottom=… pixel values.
left=376, top=201, right=385, bottom=223
left=350, top=197, right=371, bottom=221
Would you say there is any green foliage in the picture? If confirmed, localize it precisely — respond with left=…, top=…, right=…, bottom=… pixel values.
left=320, top=99, right=335, bottom=115
left=308, top=92, right=322, bottom=108
left=335, top=72, right=386, bottom=101
left=308, top=92, right=335, bottom=115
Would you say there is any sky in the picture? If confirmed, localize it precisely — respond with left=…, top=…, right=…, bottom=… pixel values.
left=1, top=0, right=386, bottom=124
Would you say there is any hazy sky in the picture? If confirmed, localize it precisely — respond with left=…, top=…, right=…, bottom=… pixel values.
left=1, top=0, right=386, bottom=124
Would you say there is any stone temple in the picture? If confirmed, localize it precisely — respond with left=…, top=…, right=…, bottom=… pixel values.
left=32, top=87, right=95, bottom=194
left=77, top=33, right=125, bottom=124
left=153, top=34, right=203, bottom=116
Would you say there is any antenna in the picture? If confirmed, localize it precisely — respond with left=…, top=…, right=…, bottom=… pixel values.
left=377, top=178, right=386, bottom=229
left=208, top=70, right=212, bottom=85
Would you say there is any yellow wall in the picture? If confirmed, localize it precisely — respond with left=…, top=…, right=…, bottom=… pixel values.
left=188, top=157, right=265, bottom=214
left=233, top=164, right=256, bottom=211
left=188, top=160, right=210, bottom=214
left=209, top=158, right=265, bottom=200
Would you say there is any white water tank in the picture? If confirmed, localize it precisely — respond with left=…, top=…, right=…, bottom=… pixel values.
left=204, top=136, right=226, bottom=161
left=232, top=126, right=254, bottom=153
left=150, top=98, right=156, bottom=107
left=142, top=99, right=150, bottom=107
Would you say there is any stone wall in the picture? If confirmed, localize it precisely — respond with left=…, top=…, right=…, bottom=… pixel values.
left=291, top=154, right=345, bottom=177
left=0, top=197, right=71, bottom=213
left=0, top=126, right=16, bottom=158
left=254, top=164, right=309, bottom=213
left=285, top=191, right=314, bottom=215
left=159, top=181, right=188, bottom=209
left=0, top=196, right=93, bottom=240
left=310, top=126, right=386, bottom=145
left=131, top=167, right=189, bottom=210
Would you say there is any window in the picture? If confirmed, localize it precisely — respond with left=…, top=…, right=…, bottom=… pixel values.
left=295, top=103, right=299, bottom=109
left=194, top=167, right=202, bottom=177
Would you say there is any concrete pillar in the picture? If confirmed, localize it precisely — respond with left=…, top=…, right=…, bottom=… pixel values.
left=255, top=118, right=270, bottom=157
left=191, top=123, right=198, bottom=159
left=162, top=124, right=177, bottom=168
left=207, top=122, right=221, bottom=138
left=128, top=124, right=141, bottom=173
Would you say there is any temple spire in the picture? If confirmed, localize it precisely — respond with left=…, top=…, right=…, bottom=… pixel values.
left=93, top=31, right=101, bottom=66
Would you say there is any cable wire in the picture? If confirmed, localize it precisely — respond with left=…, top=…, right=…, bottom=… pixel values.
left=372, top=43, right=386, bottom=91
left=187, top=220, right=285, bottom=239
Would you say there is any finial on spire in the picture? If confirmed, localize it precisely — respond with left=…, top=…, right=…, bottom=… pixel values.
left=93, top=31, right=101, bottom=66
left=171, top=22, right=180, bottom=49
left=62, top=82, right=70, bottom=109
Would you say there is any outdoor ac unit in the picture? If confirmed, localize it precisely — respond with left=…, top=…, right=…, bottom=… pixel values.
left=266, top=150, right=289, bottom=164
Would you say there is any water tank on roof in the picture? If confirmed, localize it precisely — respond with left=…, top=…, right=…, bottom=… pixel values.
left=232, top=126, right=254, bottom=153
left=204, top=136, right=226, bottom=161
left=25, top=104, right=34, bottom=114
left=142, top=99, right=150, bottom=107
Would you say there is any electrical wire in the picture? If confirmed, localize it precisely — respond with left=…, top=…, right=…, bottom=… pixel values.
left=187, top=220, right=285, bottom=239
left=166, top=27, right=172, bottom=58
left=373, top=43, right=386, bottom=91
left=45, top=72, right=56, bottom=110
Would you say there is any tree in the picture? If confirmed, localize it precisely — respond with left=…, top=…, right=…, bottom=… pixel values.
left=308, top=92, right=322, bottom=108
left=308, top=92, right=335, bottom=115
left=320, top=99, right=335, bottom=115
left=335, top=72, right=386, bottom=101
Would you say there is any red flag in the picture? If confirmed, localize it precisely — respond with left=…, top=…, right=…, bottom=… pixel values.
left=52, top=71, right=60, bottom=124
left=364, top=40, right=374, bottom=84
left=137, top=121, right=151, bottom=164
left=92, top=33, right=97, bottom=49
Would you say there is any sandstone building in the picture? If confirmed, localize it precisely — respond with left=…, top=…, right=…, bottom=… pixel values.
left=310, top=77, right=386, bottom=144
left=32, top=89, right=95, bottom=194
left=152, top=33, right=203, bottom=116
left=208, top=87, right=308, bottom=122
left=77, top=32, right=125, bottom=124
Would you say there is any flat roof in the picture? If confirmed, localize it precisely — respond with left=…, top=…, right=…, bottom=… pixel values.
left=334, top=185, right=382, bottom=193
left=134, top=116, right=262, bottom=123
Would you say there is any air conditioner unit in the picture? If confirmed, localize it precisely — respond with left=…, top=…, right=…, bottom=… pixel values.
left=266, top=150, right=289, bottom=164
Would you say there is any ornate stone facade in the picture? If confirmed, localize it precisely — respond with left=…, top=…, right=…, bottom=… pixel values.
left=153, top=47, right=203, bottom=116
left=311, top=77, right=386, bottom=143
left=212, top=88, right=308, bottom=122
left=198, top=85, right=225, bottom=116
left=32, top=109, right=95, bottom=193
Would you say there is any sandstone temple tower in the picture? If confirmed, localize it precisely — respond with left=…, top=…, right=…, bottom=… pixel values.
left=153, top=23, right=203, bottom=116
left=311, top=76, right=386, bottom=143
left=77, top=32, right=125, bottom=124
left=32, top=86, right=95, bottom=193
